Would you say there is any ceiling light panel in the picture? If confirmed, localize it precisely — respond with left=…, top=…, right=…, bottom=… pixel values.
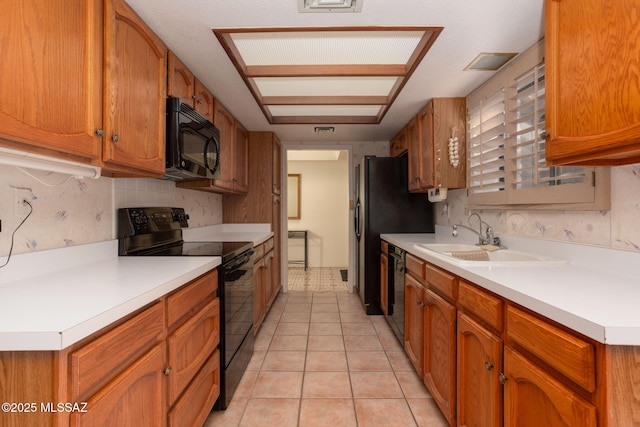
left=253, top=76, right=399, bottom=97
left=229, top=31, right=426, bottom=65
left=213, top=27, right=443, bottom=124
left=267, top=105, right=383, bottom=116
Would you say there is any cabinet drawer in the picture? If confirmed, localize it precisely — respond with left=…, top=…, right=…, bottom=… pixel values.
left=381, top=240, right=388, bottom=255
left=70, top=344, right=166, bottom=427
left=168, top=349, right=220, bottom=427
left=167, top=298, right=220, bottom=404
left=425, top=263, right=457, bottom=301
left=406, top=253, right=425, bottom=281
left=69, top=302, right=164, bottom=400
left=506, top=305, right=595, bottom=392
left=459, top=280, right=503, bottom=331
left=263, top=237, right=274, bottom=253
left=167, top=270, right=218, bottom=329
left=253, top=242, right=265, bottom=260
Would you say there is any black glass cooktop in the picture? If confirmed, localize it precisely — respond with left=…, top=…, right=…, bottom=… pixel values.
left=132, top=241, right=252, bottom=262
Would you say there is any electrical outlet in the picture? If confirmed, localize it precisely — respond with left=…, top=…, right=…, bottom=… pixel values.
left=14, top=189, right=32, bottom=216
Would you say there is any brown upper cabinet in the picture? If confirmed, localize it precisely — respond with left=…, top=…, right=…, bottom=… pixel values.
left=408, top=98, right=466, bottom=192
left=167, top=51, right=215, bottom=123
left=390, top=127, right=408, bottom=157
left=178, top=99, right=249, bottom=194
left=0, top=0, right=167, bottom=177
left=0, top=0, right=103, bottom=162
left=102, top=0, right=167, bottom=176
left=545, top=0, right=640, bottom=165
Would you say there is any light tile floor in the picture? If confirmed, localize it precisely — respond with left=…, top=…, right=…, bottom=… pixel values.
left=205, top=289, right=448, bottom=427
left=287, top=267, right=349, bottom=292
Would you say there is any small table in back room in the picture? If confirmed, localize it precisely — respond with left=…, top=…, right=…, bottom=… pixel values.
left=287, top=230, right=308, bottom=270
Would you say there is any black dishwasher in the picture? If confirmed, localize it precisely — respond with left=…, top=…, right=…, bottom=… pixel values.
left=387, top=244, right=405, bottom=345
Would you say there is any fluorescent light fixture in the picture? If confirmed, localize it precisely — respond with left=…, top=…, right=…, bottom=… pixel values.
left=464, top=52, right=518, bottom=71
left=298, top=0, right=363, bottom=12
left=288, top=150, right=342, bottom=161
left=0, top=147, right=101, bottom=179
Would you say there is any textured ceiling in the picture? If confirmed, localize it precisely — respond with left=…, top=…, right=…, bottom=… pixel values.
left=124, top=0, right=545, bottom=143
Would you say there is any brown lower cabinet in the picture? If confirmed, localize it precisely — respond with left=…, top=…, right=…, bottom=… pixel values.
left=388, top=243, right=640, bottom=427
left=0, top=269, right=220, bottom=427
left=423, top=288, right=456, bottom=427
left=253, top=237, right=279, bottom=333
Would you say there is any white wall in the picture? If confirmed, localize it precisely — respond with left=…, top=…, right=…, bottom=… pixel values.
left=287, top=153, right=349, bottom=267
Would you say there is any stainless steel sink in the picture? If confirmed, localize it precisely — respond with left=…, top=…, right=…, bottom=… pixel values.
left=413, top=243, right=567, bottom=266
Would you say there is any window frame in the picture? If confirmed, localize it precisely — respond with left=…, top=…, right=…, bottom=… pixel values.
left=466, top=40, right=610, bottom=211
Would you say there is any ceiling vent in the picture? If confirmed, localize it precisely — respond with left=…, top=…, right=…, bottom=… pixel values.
left=464, top=52, right=518, bottom=71
left=298, top=0, right=363, bottom=13
left=314, top=126, right=336, bottom=134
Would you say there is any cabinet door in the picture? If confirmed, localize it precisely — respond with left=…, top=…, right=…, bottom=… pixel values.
left=70, top=344, right=166, bottom=427
left=408, top=116, right=430, bottom=192
left=0, top=0, right=102, bottom=160
left=166, top=298, right=220, bottom=405
left=390, top=128, right=408, bottom=157
left=168, top=350, right=220, bottom=427
left=380, top=253, right=389, bottom=317
left=265, top=249, right=278, bottom=306
left=272, top=134, right=282, bottom=195
left=545, top=0, right=640, bottom=165
left=167, top=51, right=195, bottom=107
left=233, top=120, right=249, bottom=193
left=457, top=313, right=502, bottom=427
left=503, top=347, right=597, bottom=427
left=213, top=99, right=236, bottom=190
left=423, top=288, right=456, bottom=427
left=253, top=257, right=266, bottom=331
left=103, top=0, right=166, bottom=175
left=272, top=195, right=282, bottom=293
left=194, top=79, right=214, bottom=124
left=404, top=273, right=424, bottom=376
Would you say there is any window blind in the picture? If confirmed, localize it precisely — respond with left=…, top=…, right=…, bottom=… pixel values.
left=509, top=62, right=586, bottom=192
left=467, top=88, right=506, bottom=196
left=465, top=40, right=608, bottom=210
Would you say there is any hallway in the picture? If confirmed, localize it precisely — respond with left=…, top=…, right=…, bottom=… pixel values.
left=206, top=290, right=448, bottom=427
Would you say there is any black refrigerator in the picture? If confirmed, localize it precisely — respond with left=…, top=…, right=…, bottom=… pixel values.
left=355, top=155, right=435, bottom=314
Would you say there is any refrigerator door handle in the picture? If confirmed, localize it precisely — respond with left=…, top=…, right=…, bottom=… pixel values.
left=354, top=199, right=361, bottom=240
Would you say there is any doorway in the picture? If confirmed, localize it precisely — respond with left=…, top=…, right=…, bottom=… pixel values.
left=283, top=148, right=353, bottom=293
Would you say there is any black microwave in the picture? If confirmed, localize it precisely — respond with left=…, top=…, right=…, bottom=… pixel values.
left=165, top=97, right=221, bottom=181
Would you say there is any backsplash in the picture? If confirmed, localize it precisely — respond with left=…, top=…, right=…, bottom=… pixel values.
left=0, top=166, right=222, bottom=257
left=434, top=164, right=640, bottom=253
left=3, top=159, right=638, bottom=257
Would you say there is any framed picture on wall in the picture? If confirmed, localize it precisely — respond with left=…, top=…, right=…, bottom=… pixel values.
left=288, top=174, right=301, bottom=220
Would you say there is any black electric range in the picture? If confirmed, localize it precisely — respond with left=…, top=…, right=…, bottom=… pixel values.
left=117, top=207, right=255, bottom=411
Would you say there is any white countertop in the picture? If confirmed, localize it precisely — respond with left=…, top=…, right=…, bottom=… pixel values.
left=0, top=225, right=272, bottom=351
left=183, top=223, right=273, bottom=246
left=382, top=225, right=640, bottom=346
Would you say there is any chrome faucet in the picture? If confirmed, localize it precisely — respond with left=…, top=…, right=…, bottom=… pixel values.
left=452, top=213, right=500, bottom=246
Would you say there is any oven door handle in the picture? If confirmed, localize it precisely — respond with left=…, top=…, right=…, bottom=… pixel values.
left=389, top=251, right=403, bottom=261
left=224, top=249, right=255, bottom=271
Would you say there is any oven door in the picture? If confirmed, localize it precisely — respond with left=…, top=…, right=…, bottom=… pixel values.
left=218, top=249, right=255, bottom=410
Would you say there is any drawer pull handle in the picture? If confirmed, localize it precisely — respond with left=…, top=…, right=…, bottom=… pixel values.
left=498, top=373, right=507, bottom=384
left=484, top=361, right=494, bottom=371
left=164, top=367, right=172, bottom=376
